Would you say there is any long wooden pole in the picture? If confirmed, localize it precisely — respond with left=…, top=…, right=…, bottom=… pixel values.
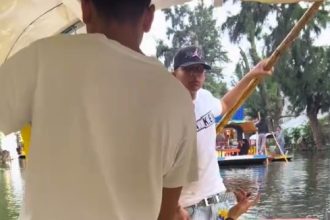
left=216, top=1, right=324, bottom=134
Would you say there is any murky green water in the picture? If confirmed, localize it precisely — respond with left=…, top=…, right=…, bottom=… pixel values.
left=0, top=151, right=329, bottom=220
left=0, top=159, right=25, bottom=220
left=221, top=151, right=330, bottom=219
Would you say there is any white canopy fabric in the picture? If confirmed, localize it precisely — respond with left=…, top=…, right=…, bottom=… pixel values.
left=0, top=0, right=78, bottom=64
left=0, top=0, right=223, bottom=64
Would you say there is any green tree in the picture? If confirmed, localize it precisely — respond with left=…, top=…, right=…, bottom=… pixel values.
left=233, top=48, right=264, bottom=118
left=222, top=2, right=284, bottom=129
left=265, top=4, right=330, bottom=149
left=276, top=45, right=330, bottom=149
left=233, top=48, right=284, bottom=130
left=156, top=0, right=228, bottom=97
left=223, top=2, right=330, bottom=145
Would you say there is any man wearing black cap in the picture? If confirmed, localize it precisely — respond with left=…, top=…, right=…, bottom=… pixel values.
left=172, top=46, right=272, bottom=220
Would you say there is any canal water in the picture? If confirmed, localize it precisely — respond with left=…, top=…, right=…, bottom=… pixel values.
left=221, top=151, right=330, bottom=219
left=0, top=151, right=329, bottom=219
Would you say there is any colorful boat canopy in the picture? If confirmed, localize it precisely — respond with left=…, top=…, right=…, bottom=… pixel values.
left=226, top=120, right=257, bottom=133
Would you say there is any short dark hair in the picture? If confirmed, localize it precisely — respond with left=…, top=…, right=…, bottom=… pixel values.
left=91, top=0, right=151, bottom=23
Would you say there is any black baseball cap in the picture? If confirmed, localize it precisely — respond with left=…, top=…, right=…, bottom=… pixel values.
left=173, top=46, right=211, bottom=70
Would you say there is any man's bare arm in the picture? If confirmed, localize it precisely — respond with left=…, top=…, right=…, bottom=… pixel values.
left=220, top=59, right=272, bottom=114
left=158, top=187, right=182, bottom=220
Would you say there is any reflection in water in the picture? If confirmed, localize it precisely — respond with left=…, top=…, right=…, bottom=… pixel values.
left=221, top=151, right=330, bottom=219
left=0, top=152, right=329, bottom=220
left=0, top=159, right=24, bottom=220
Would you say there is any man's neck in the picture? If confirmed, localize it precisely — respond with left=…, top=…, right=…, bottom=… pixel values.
left=88, top=21, right=143, bottom=54
left=104, top=30, right=142, bottom=54
left=190, top=91, right=197, bottom=100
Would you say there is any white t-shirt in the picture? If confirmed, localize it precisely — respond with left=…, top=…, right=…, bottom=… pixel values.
left=179, top=88, right=226, bottom=207
left=0, top=34, right=198, bottom=220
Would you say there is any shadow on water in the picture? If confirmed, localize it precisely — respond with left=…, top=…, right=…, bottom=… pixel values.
left=220, top=150, right=330, bottom=219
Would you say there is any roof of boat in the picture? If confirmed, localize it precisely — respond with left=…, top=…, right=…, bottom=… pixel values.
left=0, top=0, right=222, bottom=64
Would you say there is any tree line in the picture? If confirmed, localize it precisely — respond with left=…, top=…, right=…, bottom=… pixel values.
left=156, top=0, right=330, bottom=149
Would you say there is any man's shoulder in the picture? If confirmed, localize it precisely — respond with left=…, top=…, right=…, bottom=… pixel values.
left=197, top=88, right=217, bottom=102
left=35, top=34, right=127, bottom=52
left=198, top=88, right=214, bottom=97
left=159, top=74, right=192, bottom=104
left=149, top=74, right=193, bottom=118
left=34, top=34, right=96, bottom=48
left=35, top=34, right=164, bottom=66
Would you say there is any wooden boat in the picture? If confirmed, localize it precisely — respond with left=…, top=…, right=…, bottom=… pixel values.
left=269, top=154, right=294, bottom=162
left=218, top=153, right=268, bottom=166
left=265, top=132, right=294, bottom=162
left=217, top=120, right=268, bottom=166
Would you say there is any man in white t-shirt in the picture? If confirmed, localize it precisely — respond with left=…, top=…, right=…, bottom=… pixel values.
left=172, top=46, right=272, bottom=220
left=0, top=1, right=198, bottom=220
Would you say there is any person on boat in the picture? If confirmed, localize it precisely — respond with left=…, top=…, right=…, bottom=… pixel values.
left=0, top=150, right=10, bottom=163
left=216, top=133, right=227, bottom=150
left=0, top=1, right=199, bottom=220
left=275, top=126, right=286, bottom=153
left=255, top=117, right=269, bottom=154
left=172, top=46, right=272, bottom=220
left=238, top=139, right=250, bottom=155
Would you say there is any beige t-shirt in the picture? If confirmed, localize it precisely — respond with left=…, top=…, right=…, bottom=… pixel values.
left=0, top=34, right=198, bottom=220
